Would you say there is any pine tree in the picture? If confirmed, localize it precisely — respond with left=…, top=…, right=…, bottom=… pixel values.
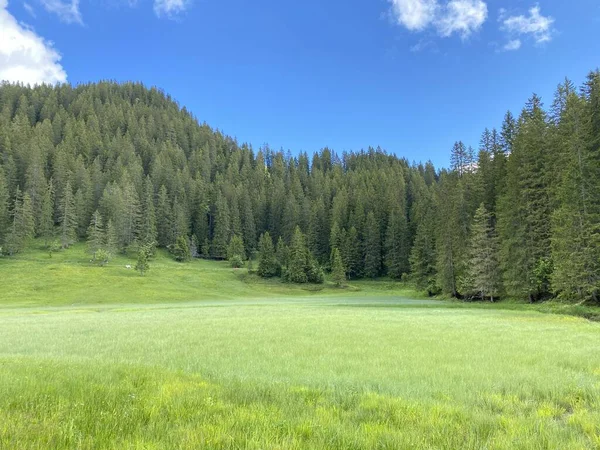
left=363, top=211, right=381, bottom=278
left=343, top=226, right=362, bottom=279
left=39, top=179, right=55, bottom=245
left=172, top=236, right=192, bottom=262
left=135, top=244, right=150, bottom=276
left=0, top=169, right=9, bottom=244
left=227, top=234, right=246, bottom=265
left=212, top=191, right=230, bottom=259
left=286, top=226, right=309, bottom=283
left=435, top=173, right=468, bottom=297
left=140, top=176, right=157, bottom=247
left=21, top=192, right=35, bottom=244
left=120, top=179, right=141, bottom=249
left=410, top=216, right=438, bottom=295
left=330, top=247, right=346, bottom=287
left=105, top=219, right=118, bottom=256
left=465, top=204, right=502, bottom=301
left=58, top=181, right=77, bottom=248
left=283, top=226, right=323, bottom=284
left=384, top=208, right=409, bottom=279
left=497, top=94, right=552, bottom=301
left=276, top=236, right=289, bottom=269
left=87, top=210, right=105, bottom=258
left=257, top=232, right=279, bottom=278
left=450, top=141, right=473, bottom=177
left=156, top=185, right=172, bottom=247
left=4, top=187, right=35, bottom=255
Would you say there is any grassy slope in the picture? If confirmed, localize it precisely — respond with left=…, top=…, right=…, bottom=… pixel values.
left=0, top=242, right=426, bottom=308
left=1, top=244, right=600, bottom=448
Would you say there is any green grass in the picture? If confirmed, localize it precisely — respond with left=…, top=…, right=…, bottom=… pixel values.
left=0, top=242, right=426, bottom=308
left=1, top=244, right=600, bottom=448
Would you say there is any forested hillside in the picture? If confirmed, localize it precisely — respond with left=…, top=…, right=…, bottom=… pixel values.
left=1, top=72, right=599, bottom=303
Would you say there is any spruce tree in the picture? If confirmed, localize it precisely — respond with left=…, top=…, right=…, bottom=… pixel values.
left=39, top=179, right=55, bottom=245
left=497, top=95, right=552, bottom=301
left=344, top=226, right=362, bottom=279
left=87, top=210, right=105, bottom=258
left=331, top=247, right=346, bottom=287
left=227, top=234, right=246, bottom=267
left=286, top=226, right=309, bottom=283
left=384, top=208, right=409, bottom=279
left=4, top=187, right=35, bottom=255
left=156, top=185, right=172, bottom=248
left=363, top=211, right=381, bottom=278
left=140, top=176, right=158, bottom=247
left=135, top=244, right=150, bottom=276
left=465, top=204, right=502, bottom=301
left=212, top=191, right=230, bottom=259
left=105, top=219, right=118, bottom=256
left=58, top=181, right=77, bottom=248
left=172, top=236, right=192, bottom=262
left=276, top=236, right=289, bottom=269
left=257, top=232, right=279, bottom=278
left=0, top=169, right=9, bottom=244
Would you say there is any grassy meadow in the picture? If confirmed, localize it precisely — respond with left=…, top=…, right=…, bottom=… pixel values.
left=1, top=244, right=600, bottom=449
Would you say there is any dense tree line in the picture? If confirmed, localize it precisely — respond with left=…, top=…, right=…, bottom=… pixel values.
left=0, top=72, right=599, bottom=302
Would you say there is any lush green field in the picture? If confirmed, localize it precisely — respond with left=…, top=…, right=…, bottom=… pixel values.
left=1, top=246, right=600, bottom=449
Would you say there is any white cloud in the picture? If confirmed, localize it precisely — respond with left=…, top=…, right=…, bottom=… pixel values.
left=389, top=0, right=487, bottom=39
left=0, top=0, right=67, bottom=85
left=502, top=39, right=521, bottom=51
left=436, top=0, right=487, bottom=38
left=153, top=0, right=189, bottom=18
left=389, top=0, right=438, bottom=31
left=40, top=0, right=82, bottom=24
left=501, top=6, right=554, bottom=45
left=23, top=1, right=35, bottom=17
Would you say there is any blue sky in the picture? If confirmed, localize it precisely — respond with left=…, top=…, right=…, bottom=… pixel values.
left=1, top=0, right=599, bottom=167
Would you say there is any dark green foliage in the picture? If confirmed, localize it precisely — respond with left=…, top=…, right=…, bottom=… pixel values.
left=436, top=173, right=469, bottom=297
left=140, top=177, right=158, bottom=247
left=0, top=79, right=598, bottom=302
left=257, top=232, right=280, bottom=278
left=464, top=204, right=502, bottom=301
left=497, top=95, right=552, bottom=302
left=276, top=236, right=289, bottom=269
left=284, top=226, right=324, bottom=284
left=363, top=212, right=381, bottom=278
left=87, top=210, right=105, bottom=258
left=212, top=191, right=230, bottom=260
left=227, top=235, right=246, bottom=268
left=385, top=209, right=409, bottom=279
left=4, top=187, right=35, bottom=255
left=39, top=179, right=55, bottom=245
left=0, top=169, right=9, bottom=243
left=172, top=236, right=192, bottom=262
left=135, top=244, right=151, bottom=276
left=343, top=226, right=362, bottom=279
left=58, top=181, right=77, bottom=249
left=330, top=247, right=346, bottom=287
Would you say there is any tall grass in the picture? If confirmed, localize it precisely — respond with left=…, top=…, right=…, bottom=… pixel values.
left=1, top=244, right=599, bottom=448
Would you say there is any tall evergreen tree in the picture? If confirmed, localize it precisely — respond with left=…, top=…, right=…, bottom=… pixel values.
left=212, top=191, right=230, bottom=259
left=87, top=210, right=105, bottom=258
left=363, top=211, right=381, bottom=278
left=330, top=247, right=346, bottom=287
left=38, top=179, right=55, bottom=245
left=385, top=208, right=409, bottom=279
left=58, top=180, right=77, bottom=248
left=140, top=177, right=157, bottom=246
left=465, top=204, right=502, bottom=301
left=497, top=95, right=552, bottom=301
left=257, top=232, right=279, bottom=278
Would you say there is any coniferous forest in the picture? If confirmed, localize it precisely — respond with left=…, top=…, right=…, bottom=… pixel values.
left=1, top=70, right=599, bottom=303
